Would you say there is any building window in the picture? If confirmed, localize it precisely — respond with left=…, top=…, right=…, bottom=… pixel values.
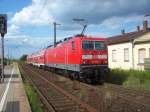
left=138, top=48, right=146, bottom=64
left=112, top=50, right=117, bottom=62
left=72, top=41, right=75, bottom=50
left=124, top=48, right=129, bottom=62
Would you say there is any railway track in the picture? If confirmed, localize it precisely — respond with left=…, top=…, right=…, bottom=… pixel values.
left=81, top=82, right=150, bottom=105
left=26, top=64, right=150, bottom=103
left=23, top=64, right=150, bottom=112
left=82, top=83, right=150, bottom=111
left=19, top=63, right=98, bottom=112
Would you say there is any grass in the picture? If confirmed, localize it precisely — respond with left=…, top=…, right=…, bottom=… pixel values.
left=105, top=69, right=150, bottom=91
left=24, top=81, right=43, bottom=112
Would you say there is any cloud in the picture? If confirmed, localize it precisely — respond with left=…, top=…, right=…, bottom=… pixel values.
left=7, top=24, right=20, bottom=35
left=100, top=15, right=144, bottom=29
left=12, top=0, right=54, bottom=26
left=7, top=0, right=150, bottom=58
left=11, top=0, right=150, bottom=28
left=6, top=35, right=51, bottom=48
left=5, top=35, right=53, bottom=58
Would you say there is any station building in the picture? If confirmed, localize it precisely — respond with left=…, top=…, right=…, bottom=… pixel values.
left=107, top=20, right=150, bottom=70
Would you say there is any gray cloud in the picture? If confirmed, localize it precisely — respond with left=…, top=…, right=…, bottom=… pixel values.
left=12, top=0, right=150, bottom=27
left=50, top=0, right=150, bottom=24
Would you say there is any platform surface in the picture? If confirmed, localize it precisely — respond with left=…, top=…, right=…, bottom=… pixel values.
left=0, top=63, right=31, bottom=112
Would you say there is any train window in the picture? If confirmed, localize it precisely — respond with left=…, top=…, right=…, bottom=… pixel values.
left=82, top=41, right=94, bottom=50
left=72, top=41, right=75, bottom=50
left=95, top=41, right=106, bottom=50
left=82, top=41, right=106, bottom=50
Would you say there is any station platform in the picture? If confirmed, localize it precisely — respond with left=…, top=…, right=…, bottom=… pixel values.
left=0, top=63, right=31, bottom=112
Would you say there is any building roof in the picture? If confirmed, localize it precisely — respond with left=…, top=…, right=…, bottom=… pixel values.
left=107, top=29, right=150, bottom=45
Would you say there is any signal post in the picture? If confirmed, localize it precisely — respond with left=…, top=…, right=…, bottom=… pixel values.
left=0, top=14, right=7, bottom=83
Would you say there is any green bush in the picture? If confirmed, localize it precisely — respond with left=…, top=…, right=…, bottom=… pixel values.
left=105, top=68, right=150, bottom=91
left=105, top=69, right=129, bottom=85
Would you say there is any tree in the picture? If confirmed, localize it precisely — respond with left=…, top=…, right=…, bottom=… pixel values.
left=20, top=54, right=28, bottom=61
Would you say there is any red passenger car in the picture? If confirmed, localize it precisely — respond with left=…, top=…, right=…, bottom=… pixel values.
left=44, top=35, right=108, bottom=83
left=27, top=49, right=46, bottom=68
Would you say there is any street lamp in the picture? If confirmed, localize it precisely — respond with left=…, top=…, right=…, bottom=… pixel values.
left=0, top=14, right=7, bottom=83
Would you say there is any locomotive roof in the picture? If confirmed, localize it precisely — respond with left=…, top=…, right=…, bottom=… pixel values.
left=28, top=35, right=107, bottom=57
left=46, top=35, right=106, bottom=49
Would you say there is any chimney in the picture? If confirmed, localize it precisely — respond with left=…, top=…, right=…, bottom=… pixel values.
left=121, top=29, right=125, bottom=34
left=137, top=26, right=140, bottom=32
left=143, top=20, right=148, bottom=32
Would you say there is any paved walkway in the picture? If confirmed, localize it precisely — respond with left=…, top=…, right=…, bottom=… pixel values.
left=0, top=63, right=31, bottom=112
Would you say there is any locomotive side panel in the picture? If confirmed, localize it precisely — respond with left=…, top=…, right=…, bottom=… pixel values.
left=64, top=38, right=82, bottom=71
left=67, top=38, right=82, bottom=64
left=45, top=38, right=81, bottom=71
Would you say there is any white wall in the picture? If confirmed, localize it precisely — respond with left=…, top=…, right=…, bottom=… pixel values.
left=134, top=43, right=150, bottom=70
left=108, top=42, right=133, bottom=69
left=108, top=32, right=150, bottom=70
left=134, top=32, right=150, bottom=70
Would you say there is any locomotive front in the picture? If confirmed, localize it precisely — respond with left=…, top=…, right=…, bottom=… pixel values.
left=79, top=37, right=108, bottom=83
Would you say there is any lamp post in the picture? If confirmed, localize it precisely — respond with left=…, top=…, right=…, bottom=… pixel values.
left=0, top=14, right=7, bottom=83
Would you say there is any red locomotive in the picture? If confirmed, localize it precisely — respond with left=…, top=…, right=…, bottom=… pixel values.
left=27, top=35, right=108, bottom=83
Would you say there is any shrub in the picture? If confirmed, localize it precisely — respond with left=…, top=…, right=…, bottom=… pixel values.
left=105, top=69, right=129, bottom=85
left=105, top=68, right=150, bottom=91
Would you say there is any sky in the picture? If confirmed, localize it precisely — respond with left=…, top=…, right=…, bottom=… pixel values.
left=0, top=0, right=150, bottom=59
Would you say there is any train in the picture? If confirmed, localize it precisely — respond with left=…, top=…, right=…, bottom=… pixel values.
left=27, top=35, right=109, bottom=84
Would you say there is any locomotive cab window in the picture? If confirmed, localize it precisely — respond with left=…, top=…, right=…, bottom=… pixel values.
left=95, top=41, right=106, bottom=50
left=82, top=41, right=94, bottom=50
left=72, top=41, right=75, bottom=50
left=82, top=41, right=106, bottom=50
